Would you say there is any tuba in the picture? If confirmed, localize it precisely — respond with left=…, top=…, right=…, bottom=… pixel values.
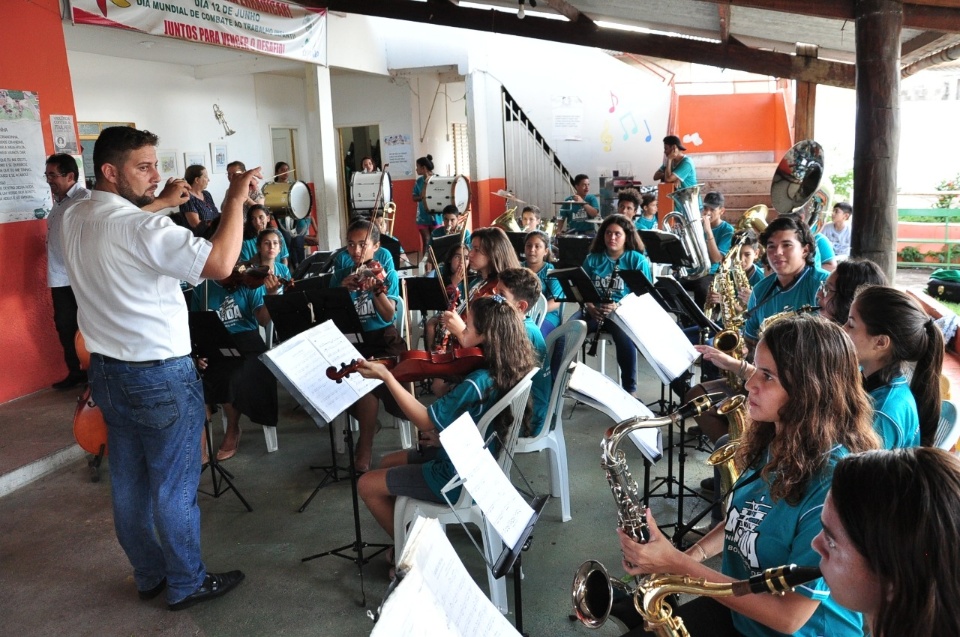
left=638, top=565, right=823, bottom=636
left=571, top=394, right=725, bottom=628
left=662, top=185, right=711, bottom=279
left=492, top=206, right=521, bottom=233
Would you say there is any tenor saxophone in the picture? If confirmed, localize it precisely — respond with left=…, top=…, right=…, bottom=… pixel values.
left=571, top=394, right=723, bottom=628
left=639, top=565, right=823, bottom=636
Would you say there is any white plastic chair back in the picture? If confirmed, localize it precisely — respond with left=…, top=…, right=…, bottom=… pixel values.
left=935, top=399, right=960, bottom=451
left=528, top=294, right=548, bottom=327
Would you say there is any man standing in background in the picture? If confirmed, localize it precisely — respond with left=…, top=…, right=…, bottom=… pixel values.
left=44, top=153, right=90, bottom=389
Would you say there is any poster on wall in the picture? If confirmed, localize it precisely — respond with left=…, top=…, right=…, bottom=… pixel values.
left=552, top=96, right=584, bottom=141
left=0, top=90, right=52, bottom=223
left=50, top=115, right=79, bottom=154
left=383, top=134, right=413, bottom=177
left=70, top=0, right=327, bottom=66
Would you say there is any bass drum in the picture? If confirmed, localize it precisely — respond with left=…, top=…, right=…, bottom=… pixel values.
left=425, top=175, right=470, bottom=214
left=263, top=181, right=313, bottom=220
left=350, top=171, right=392, bottom=212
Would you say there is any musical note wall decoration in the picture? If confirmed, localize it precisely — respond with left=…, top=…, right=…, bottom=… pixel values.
left=643, top=119, right=652, bottom=142
left=608, top=91, right=618, bottom=114
left=619, top=112, right=639, bottom=141
left=600, top=120, right=614, bottom=152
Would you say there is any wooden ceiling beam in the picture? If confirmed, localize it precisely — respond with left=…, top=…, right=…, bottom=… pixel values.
left=718, top=2, right=732, bottom=44
left=537, top=0, right=586, bottom=24
left=309, top=0, right=855, bottom=88
left=702, top=0, right=960, bottom=32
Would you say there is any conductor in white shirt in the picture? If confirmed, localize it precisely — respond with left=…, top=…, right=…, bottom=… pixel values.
left=61, top=126, right=259, bottom=611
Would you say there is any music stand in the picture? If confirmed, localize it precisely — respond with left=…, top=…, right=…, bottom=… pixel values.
left=556, top=235, right=593, bottom=269
left=492, top=494, right=549, bottom=634
left=506, top=231, right=529, bottom=258
left=187, top=311, right=253, bottom=512
left=639, top=229, right=693, bottom=271
left=546, top=267, right=604, bottom=306
left=264, top=290, right=365, bottom=509
left=290, top=273, right=331, bottom=294
left=378, top=234, right=403, bottom=267
left=292, top=249, right=337, bottom=280
left=430, top=234, right=464, bottom=264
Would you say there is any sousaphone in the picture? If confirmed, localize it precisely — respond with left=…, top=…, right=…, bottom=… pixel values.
left=771, top=140, right=826, bottom=226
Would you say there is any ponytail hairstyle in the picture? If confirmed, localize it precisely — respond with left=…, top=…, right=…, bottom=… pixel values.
left=470, top=227, right=521, bottom=277
left=851, top=286, right=943, bottom=446
left=831, top=448, right=960, bottom=636
left=469, top=295, right=536, bottom=445
left=416, top=154, right=434, bottom=173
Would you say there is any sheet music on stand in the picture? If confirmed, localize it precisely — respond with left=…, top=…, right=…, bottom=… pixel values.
left=565, top=362, right=662, bottom=463
left=439, top=413, right=534, bottom=548
left=371, top=517, right=519, bottom=637
left=609, top=293, right=699, bottom=385
left=260, top=320, right=381, bottom=426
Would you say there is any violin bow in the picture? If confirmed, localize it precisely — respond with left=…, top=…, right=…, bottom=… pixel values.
left=459, top=208, right=470, bottom=317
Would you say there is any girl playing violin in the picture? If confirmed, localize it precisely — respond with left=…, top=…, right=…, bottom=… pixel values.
left=331, top=219, right=407, bottom=472
left=244, top=228, right=291, bottom=287
left=356, top=296, right=536, bottom=546
left=438, top=226, right=520, bottom=346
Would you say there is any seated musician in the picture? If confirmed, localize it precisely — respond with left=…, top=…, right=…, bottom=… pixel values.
left=333, top=216, right=396, bottom=274
left=520, top=206, right=540, bottom=233
left=330, top=219, right=407, bottom=472
left=191, top=266, right=282, bottom=461
left=636, top=192, right=659, bottom=231
left=814, top=447, right=960, bottom=637
left=615, top=315, right=880, bottom=637
left=421, top=243, right=468, bottom=356
left=239, top=204, right=289, bottom=266
left=243, top=228, right=291, bottom=283
left=843, top=285, right=944, bottom=448
left=355, top=297, right=536, bottom=557
left=571, top=215, right=652, bottom=396
left=431, top=226, right=521, bottom=350
left=557, top=174, right=601, bottom=235
left=523, top=230, right=563, bottom=338
left=687, top=216, right=828, bottom=444
left=615, top=188, right=641, bottom=226
left=430, top=205, right=471, bottom=250
left=495, top=268, right=551, bottom=437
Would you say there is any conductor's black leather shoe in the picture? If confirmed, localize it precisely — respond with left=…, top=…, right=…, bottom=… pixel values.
left=168, top=571, right=245, bottom=611
left=138, top=578, right=166, bottom=601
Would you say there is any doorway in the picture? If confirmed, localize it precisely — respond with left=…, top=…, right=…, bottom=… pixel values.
left=270, top=127, right=299, bottom=181
left=337, top=124, right=381, bottom=224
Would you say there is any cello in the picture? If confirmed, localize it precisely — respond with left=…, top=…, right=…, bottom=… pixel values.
left=72, top=331, right=108, bottom=482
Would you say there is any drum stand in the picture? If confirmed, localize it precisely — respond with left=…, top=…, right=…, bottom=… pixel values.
left=199, top=417, right=252, bottom=512
left=302, top=417, right=390, bottom=607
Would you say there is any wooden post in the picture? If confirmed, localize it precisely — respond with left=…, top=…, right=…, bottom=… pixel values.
left=794, top=44, right=818, bottom=142
left=852, top=0, right=902, bottom=282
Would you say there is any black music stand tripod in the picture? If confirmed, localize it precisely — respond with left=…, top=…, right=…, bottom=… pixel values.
left=188, top=311, right=253, bottom=512
left=301, top=411, right=391, bottom=607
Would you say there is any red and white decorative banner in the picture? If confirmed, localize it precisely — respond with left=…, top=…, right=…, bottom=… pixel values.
left=71, top=0, right=327, bottom=65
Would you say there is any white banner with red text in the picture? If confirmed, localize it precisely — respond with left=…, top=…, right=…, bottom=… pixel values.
left=71, top=0, right=326, bottom=66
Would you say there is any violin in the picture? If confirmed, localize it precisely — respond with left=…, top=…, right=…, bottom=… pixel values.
left=346, top=259, right=387, bottom=295
left=71, top=331, right=108, bottom=464
left=391, top=346, right=485, bottom=383
left=219, top=264, right=293, bottom=291
left=326, top=357, right=396, bottom=383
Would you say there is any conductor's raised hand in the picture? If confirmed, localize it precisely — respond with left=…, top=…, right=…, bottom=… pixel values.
left=618, top=509, right=682, bottom=577
left=225, top=167, right=262, bottom=205
left=154, top=177, right=190, bottom=208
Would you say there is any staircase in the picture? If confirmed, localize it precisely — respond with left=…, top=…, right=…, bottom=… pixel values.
left=690, top=151, right=777, bottom=224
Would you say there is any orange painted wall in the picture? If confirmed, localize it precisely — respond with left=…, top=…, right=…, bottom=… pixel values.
left=0, top=0, right=79, bottom=403
left=676, top=93, right=793, bottom=158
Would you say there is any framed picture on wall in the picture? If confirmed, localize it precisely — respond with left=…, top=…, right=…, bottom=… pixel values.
left=210, top=143, right=228, bottom=174
left=158, top=149, right=179, bottom=181
left=184, top=151, right=207, bottom=171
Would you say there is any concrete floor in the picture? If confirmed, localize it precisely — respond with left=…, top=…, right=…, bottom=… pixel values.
left=0, top=340, right=725, bottom=637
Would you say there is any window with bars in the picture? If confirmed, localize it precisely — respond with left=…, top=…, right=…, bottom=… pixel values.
left=452, top=123, right=470, bottom=176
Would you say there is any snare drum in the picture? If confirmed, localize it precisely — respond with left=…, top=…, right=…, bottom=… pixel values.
left=263, top=181, right=312, bottom=220
left=350, top=171, right=393, bottom=211
left=425, top=175, right=470, bottom=214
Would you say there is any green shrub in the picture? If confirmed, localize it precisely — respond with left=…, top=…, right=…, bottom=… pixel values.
left=899, top=246, right=922, bottom=262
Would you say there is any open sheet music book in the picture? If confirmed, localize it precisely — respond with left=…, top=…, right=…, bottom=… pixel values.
left=609, top=292, right=699, bottom=385
left=565, top=362, right=662, bottom=463
left=371, top=517, right=519, bottom=636
left=439, top=413, right=535, bottom=548
left=260, top=320, right=381, bottom=424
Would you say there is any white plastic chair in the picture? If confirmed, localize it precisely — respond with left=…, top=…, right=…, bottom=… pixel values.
left=528, top=293, right=548, bottom=327
left=935, top=399, right=960, bottom=452
left=393, top=368, right=537, bottom=614
left=514, top=320, right=587, bottom=522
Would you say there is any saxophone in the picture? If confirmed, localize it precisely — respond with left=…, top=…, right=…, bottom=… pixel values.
left=638, top=565, right=823, bottom=636
left=571, top=394, right=723, bottom=628
left=706, top=395, right=749, bottom=503
left=707, top=239, right=749, bottom=389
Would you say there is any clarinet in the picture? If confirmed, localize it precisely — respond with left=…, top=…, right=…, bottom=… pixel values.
left=588, top=258, right=620, bottom=357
